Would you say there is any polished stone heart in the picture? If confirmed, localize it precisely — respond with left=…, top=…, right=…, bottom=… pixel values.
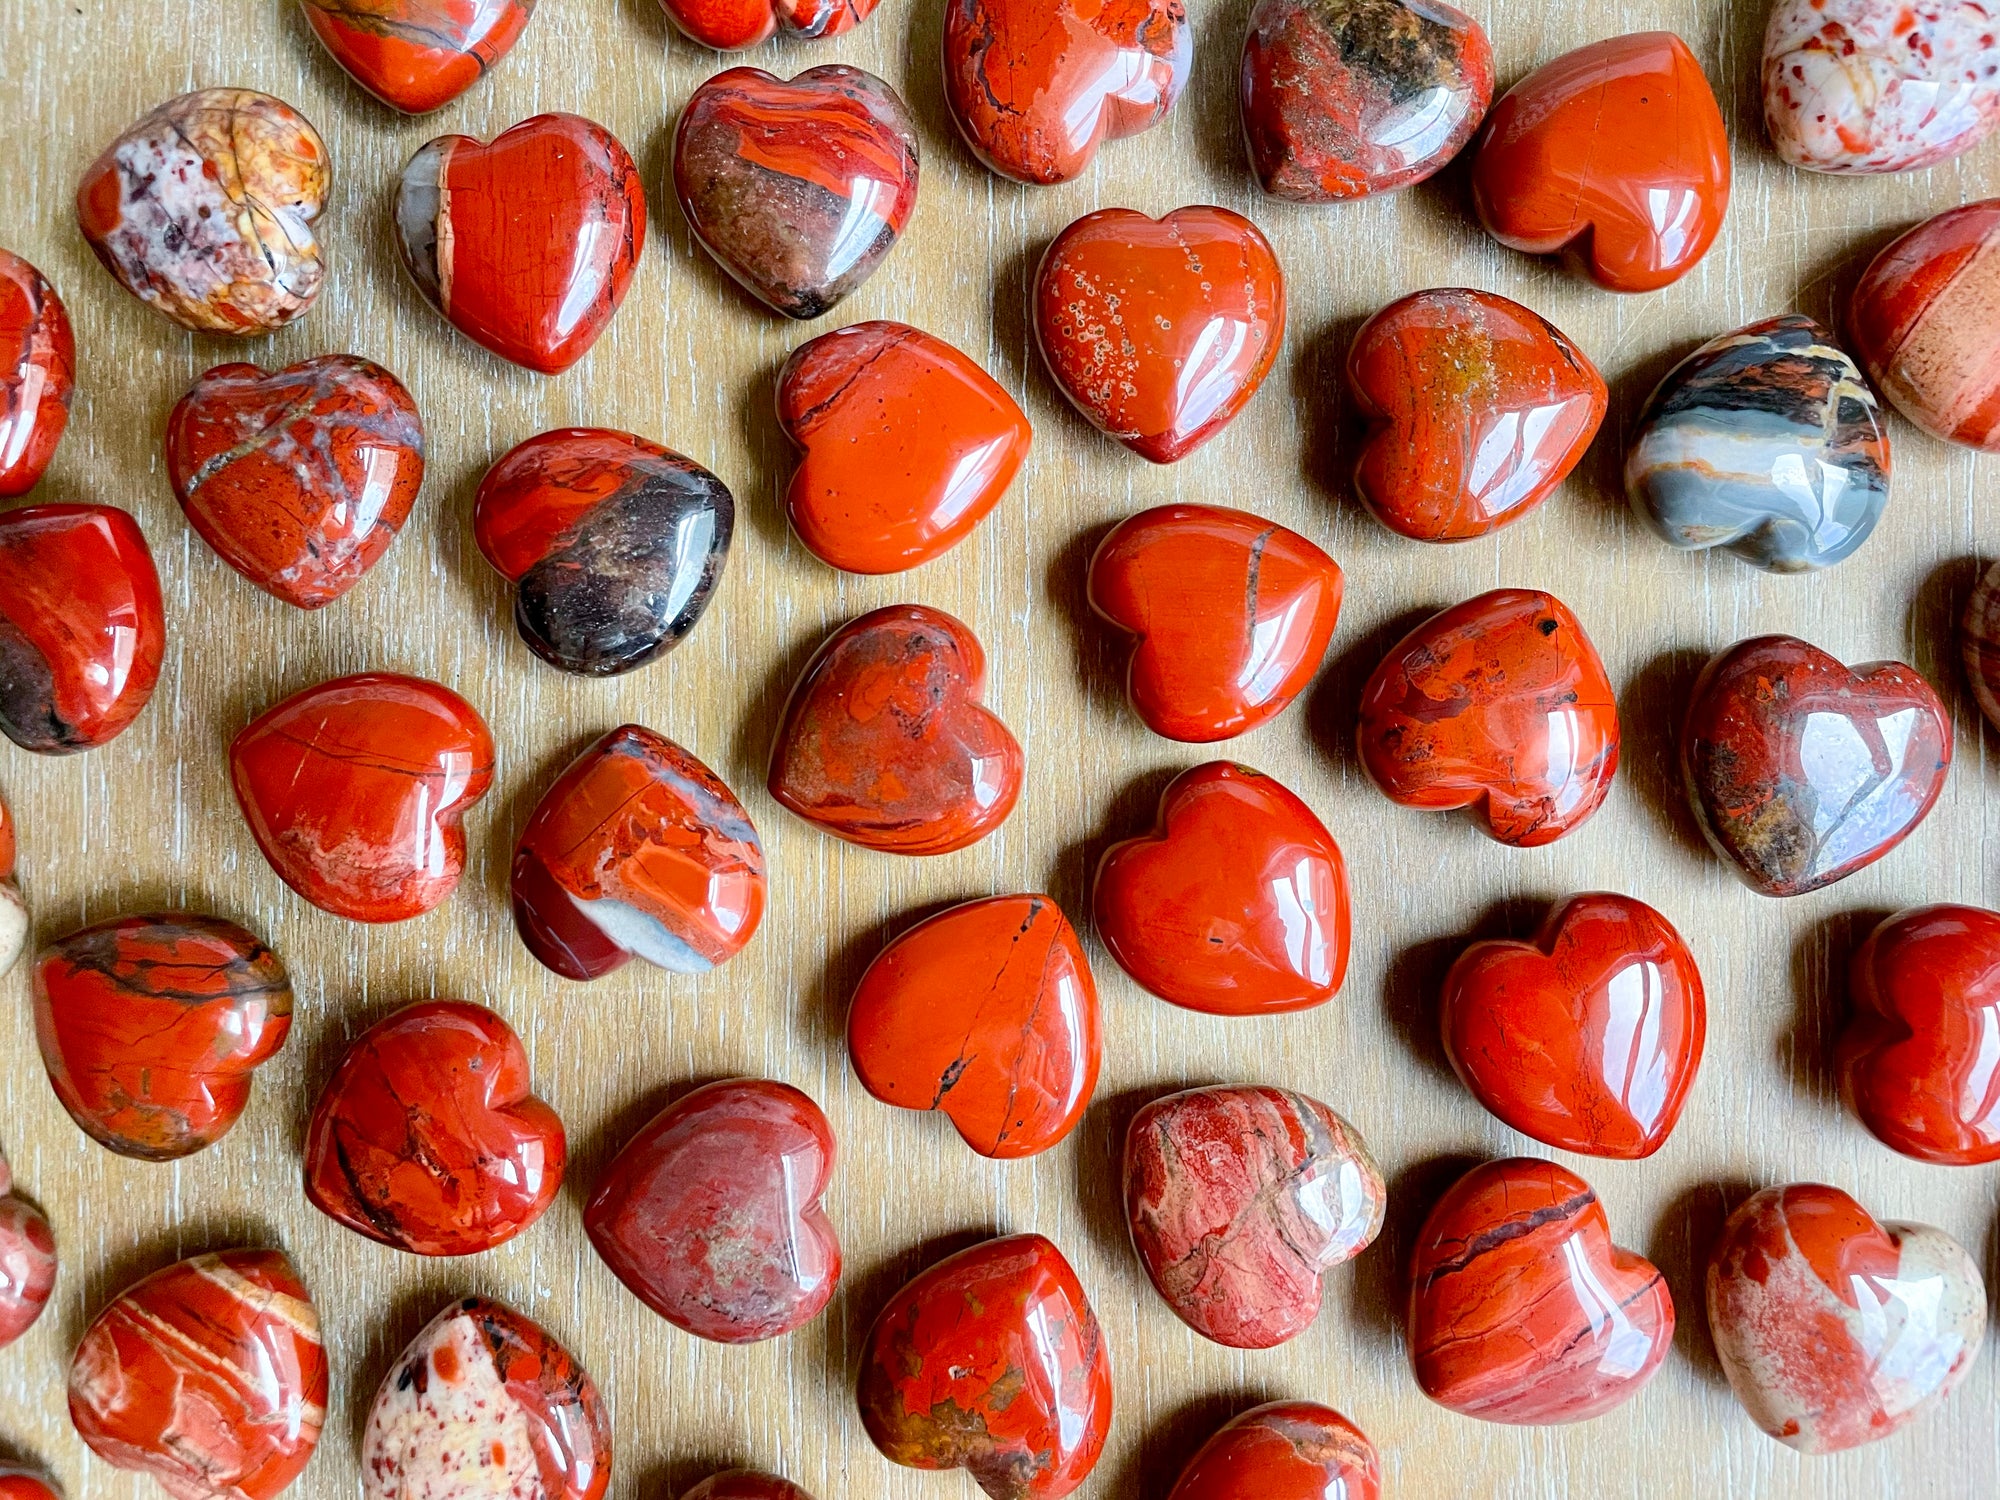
left=658, top=0, right=878, bottom=50
left=1409, top=1157, right=1672, bottom=1423
left=1166, top=1402, right=1380, bottom=1500
left=0, top=249, right=74, bottom=497
left=300, top=0, right=538, bottom=114
left=395, top=112, right=645, bottom=374
left=0, top=793, right=24, bottom=977
left=0, top=1147, right=56, bottom=1350
left=683, top=1476, right=816, bottom=1500
left=0, top=1468, right=59, bottom=1500
left=1964, top=559, right=2000, bottom=728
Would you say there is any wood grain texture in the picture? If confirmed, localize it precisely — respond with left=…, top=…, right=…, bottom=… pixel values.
left=1, top=0, right=1996, bottom=1496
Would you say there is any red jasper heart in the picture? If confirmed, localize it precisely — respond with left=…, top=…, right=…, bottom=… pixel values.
left=394, top=113, right=645, bottom=374
left=848, top=895, right=1100, bottom=1159
left=585, top=1079, right=838, bottom=1344
left=683, top=1476, right=814, bottom=1500
left=768, top=604, right=1023, bottom=855
left=1088, top=504, right=1341, bottom=741
left=167, top=355, right=425, bottom=609
left=1442, top=893, right=1705, bottom=1159
left=658, top=0, right=877, bottom=51
left=32, top=914, right=292, bottom=1161
left=0, top=248, right=75, bottom=497
left=300, top=0, right=538, bottom=115
left=0, top=1467, right=59, bottom=1500
left=1166, top=1402, right=1381, bottom=1500
left=0, top=1146, right=57, bottom=1349
left=1409, top=1157, right=1673, bottom=1424
left=304, top=1000, right=565, bottom=1256
left=1093, top=761, right=1350, bottom=1015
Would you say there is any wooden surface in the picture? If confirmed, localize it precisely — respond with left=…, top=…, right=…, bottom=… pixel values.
left=1, top=0, right=1997, bottom=1495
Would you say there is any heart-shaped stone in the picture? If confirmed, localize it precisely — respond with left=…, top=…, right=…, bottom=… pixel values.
left=778, top=321, right=1031, bottom=574
left=1036, top=207, right=1284, bottom=463
left=1681, top=635, right=1950, bottom=896
left=1166, top=1402, right=1380, bottom=1500
left=769, top=604, right=1023, bottom=855
left=684, top=1476, right=814, bottom=1500
left=1095, top=761, right=1349, bottom=1014
left=0, top=249, right=74, bottom=497
left=77, top=89, right=328, bottom=334
left=0, top=1146, right=55, bottom=1349
left=71, top=1250, right=326, bottom=1500
left=231, top=672, right=495, bottom=922
left=1347, top=287, right=1605, bottom=541
left=1708, top=1183, right=1986, bottom=1453
left=0, top=1469, right=59, bottom=1500
left=1842, top=905, right=2000, bottom=1163
left=474, top=428, right=734, bottom=676
left=305, top=1000, right=565, bottom=1256
left=513, top=724, right=766, bottom=981
left=658, top=0, right=877, bottom=50
left=849, top=895, right=1100, bottom=1159
left=167, top=355, right=426, bottom=609
left=1124, top=1086, right=1383, bottom=1348
left=1089, top=505, right=1341, bottom=741
left=0, top=792, right=24, bottom=976
left=1442, top=893, right=1705, bottom=1159
left=363, top=1296, right=610, bottom=1500
left=0, top=504, right=164, bottom=755
left=1241, top=0, right=1493, bottom=201
left=859, top=1233, right=1110, bottom=1500
left=300, top=0, right=538, bottom=114
left=1358, top=588, right=1619, bottom=846
left=1963, top=560, right=2000, bottom=728
left=944, top=0, right=1190, bottom=183
left=1470, top=33, right=1729, bottom=292
left=395, top=112, right=645, bottom=374
left=675, top=66, right=918, bottom=320
left=585, top=1078, right=839, bottom=1343
left=1409, top=1157, right=1673, bottom=1423
left=33, top=914, right=292, bottom=1161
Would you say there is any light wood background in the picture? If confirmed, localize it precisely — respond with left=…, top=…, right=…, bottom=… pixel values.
left=1, top=0, right=1996, bottom=1495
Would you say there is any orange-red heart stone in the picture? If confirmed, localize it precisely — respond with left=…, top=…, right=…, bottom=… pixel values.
left=300, top=0, right=538, bottom=114
left=1165, top=1402, right=1381, bottom=1500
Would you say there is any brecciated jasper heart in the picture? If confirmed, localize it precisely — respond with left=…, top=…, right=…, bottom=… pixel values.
left=363, top=1296, right=610, bottom=1500
left=1166, top=1402, right=1381, bottom=1500
left=1681, top=635, right=1950, bottom=896
left=1359, top=588, right=1618, bottom=846
left=769, top=604, right=1023, bottom=855
left=166, top=355, right=426, bottom=609
left=304, top=1000, right=566, bottom=1256
left=674, top=66, right=918, bottom=320
left=474, top=428, right=734, bottom=676
left=0, top=1145, right=56, bottom=1349
left=512, top=724, right=766, bottom=981
left=848, top=895, right=1101, bottom=1159
left=1442, top=893, right=1705, bottom=1158
left=300, top=0, right=539, bottom=114
left=584, top=1078, right=838, bottom=1343
left=1095, top=761, right=1349, bottom=1015
left=231, top=672, right=496, bottom=922
left=658, top=0, right=878, bottom=50
left=395, top=112, right=645, bottom=374
left=1036, top=207, right=1284, bottom=463
left=1409, top=1157, right=1673, bottom=1424
left=859, top=1234, right=1111, bottom=1500
left=1124, top=1086, right=1384, bottom=1349
left=777, top=321, right=1031, bottom=574
left=1708, top=1183, right=1986, bottom=1453
left=33, top=914, right=292, bottom=1160
left=0, top=504, right=164, bottom=755
left=0, top=248, right=76, bottom=497
left=1347, top=287, right=1606, bottom=541
left=1089, top=505, right=1341, bottom=741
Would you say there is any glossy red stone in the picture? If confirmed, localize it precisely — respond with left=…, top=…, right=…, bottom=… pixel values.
left=859, top=1234, right=1111, bottom=1500
left=0, top=1469, right=59, bottom=1500
left=305, top=1000, right=565, bottom=1256
left=513, top=724, right=766, bottom=981
left=1095, top=762, right=1349, bottom=1015
left=1347, top=287, right=1607, bottom=541
left=231, top=672, right=495, bottom=922
left=1681, top=635, right=1950, bottom=897
left=0, top=504, right=164, bottom=755
left=395, top=113, right=645, bottom=374
left=1963, top=559, right=2000, bottom=728
left=682, top=1477, right=814, bottom=1500
left=657, top=0, right=877, bottom=50
left=848, top=895, right=1100, bottom=1159
left=0, top=1146, right=55, bottom=1349
left=1124, top=1086, right=1383, bottom=1349
left=585, top=1079, right=838, bottom=1343
left=70, top=1249, right=326, bottom=1500
left=1165, top=1402, right=1381, bottom=1500
left=363, top=1297, right=609, bottom=1500
left=301, top=0, right=538, bottom=114
left=768, top=604, right=1022, bottom=855
left=0, top=790, right=24, bottom=976
left=1470, top=33, right=1730, bottom=292
left=167, top=356, right=426, bottom=609
left=1409, top=1157, right=1673, bottom=1424
left=0, top=249, right=74, bottom=496
left=1088, top=505, right=1341, bottom=741
left=1358, top=588, right=1618, bottom=846
left=33, top=914, right=292, bottom=1161
left=1036, top=207, right=1285, bottom=463
left=943, top=0, right=1190, bottom=184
